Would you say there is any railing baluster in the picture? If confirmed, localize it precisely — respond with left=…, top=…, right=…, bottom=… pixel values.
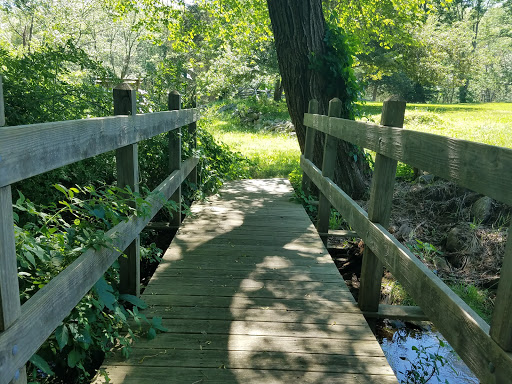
left=358, top=97, right=406, bottom=314
left=301, top=99, right=319, bottom=195
left=490, top=226, right=512, bottom=354
left=114, top=83, right=140, bottom=296
left=316, top=98, right=342, bottom=245
left=168, top=91, right=182, bottom=227
left=0, top=76, right=27, bottom=384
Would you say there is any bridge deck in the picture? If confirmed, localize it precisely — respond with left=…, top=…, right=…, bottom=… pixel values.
left=95, top=179, right=397, bottom=383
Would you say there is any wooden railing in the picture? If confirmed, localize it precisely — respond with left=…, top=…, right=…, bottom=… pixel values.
left=0, top=79, right=199, bottom=384
left=301, top=97, right=512, bottom=384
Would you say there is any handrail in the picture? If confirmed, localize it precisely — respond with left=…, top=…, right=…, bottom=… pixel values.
left=0, top=109, right=200, bottom=188
left=0, top=80, right=200, bottom=384
left=302, top=97, right=512, bottom=384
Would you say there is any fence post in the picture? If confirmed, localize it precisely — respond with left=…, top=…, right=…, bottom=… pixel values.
left=358, top=96, right=406, bottom=314
left=490, top=227, right=512, bottom=352
left=316, top=98, right=342, bottom=245
left=0, top=76, right=27, bottom=383
left=188, top=96, right=198, bottom=187
left=168, top=91, right=182, bottom=227
left=301, top=100, right=319, bottom=195
left=114, top=83, right=140, bottom=296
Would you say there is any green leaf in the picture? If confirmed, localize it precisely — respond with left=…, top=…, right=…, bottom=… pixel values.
left=29, top=354, right=54, bottom=375
left=55, top=324, right=69, bottom=351
left=147, top=327, right=157, bottom=340
left=67, top=348, right=83, bottom=368
left=151, top=316, right=168, bottom=332
left=119, top=294, right=148, bottom=309
left=94, top=277, right=116, bottom=310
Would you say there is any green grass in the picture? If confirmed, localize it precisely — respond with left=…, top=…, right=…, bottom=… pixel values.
left=449, top=283, right=493, bottom=323
left=204, top=99, right=300, bottom=179
left=360, top=102, right=512, bottom=149
left=204, top=99, right=511, bottom=181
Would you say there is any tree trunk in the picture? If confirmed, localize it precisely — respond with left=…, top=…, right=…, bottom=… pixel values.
left=266, top=0, right=368, bottom=198
left=273, top=78, right=284, bottom=101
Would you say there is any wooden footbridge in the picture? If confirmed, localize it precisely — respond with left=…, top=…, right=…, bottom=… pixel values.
left=94, top=178, right=396, bottom=383
left=1, top=80, right=512, bottom=384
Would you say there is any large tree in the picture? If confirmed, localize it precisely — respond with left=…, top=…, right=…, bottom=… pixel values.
left=267, top=0, right=369, bottom=198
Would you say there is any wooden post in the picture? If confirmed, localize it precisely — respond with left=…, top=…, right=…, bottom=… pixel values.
left=114, top=83, right=140, bottom=296
left=168, top=91, right=182, bottom=227
left=358, top=97, right=406, bottom=314
left=188, top=96, right=198, bottom=187
left=490, top=226, right=512, bottom=351
left=0, top=76, right=27, bottom=384
left=316, top=99, right=342, bottom=245
left=0, top=76, right=5, bottom=127
left=301, top=100, right=319, bottom=195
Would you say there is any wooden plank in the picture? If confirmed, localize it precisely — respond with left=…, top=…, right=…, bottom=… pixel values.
left=0, top=158, right=198, bottom=384
left=359, top=98, right=405, bottom=313
left=143, top=306, right=369, bottom=326
left=144, top=283, right=354, bottom=301
left=106, top=347, right=393, bottom=375
left=137, top=319, right=376, bottom=341
left=317, top=99, right=342, bottom=245
left=142, top=294, right=359, bottom=313
left=168, top=91, right=182, bottom=227
left=130, top=332, right=384, bottom=355
left=0, top=186, right=25, bottom=384
left=94, top=366, right=398, bottom=384
left=114, top=84, right=140, bottom=297
left=490, top=223, right=512, bottom=351
left=0, top=108, right=199, bottom=188
left=302, top=156, right=512, bottom=384
left=0, top=76, right=4, bottom=127
left=301, top=99, right=319, bottom=194
left=304, top=113, right=512, bottom=206
left=362, top=305, right=428, bottom=321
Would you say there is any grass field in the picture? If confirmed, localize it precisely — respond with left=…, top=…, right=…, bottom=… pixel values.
left=205, top=99, right=512, bottom=179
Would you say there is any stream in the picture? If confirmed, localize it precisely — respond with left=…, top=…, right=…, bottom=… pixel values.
left=376, top=319, right=479, bottom=383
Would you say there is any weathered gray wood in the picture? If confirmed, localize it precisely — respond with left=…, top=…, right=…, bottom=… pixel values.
left=301, top=99, right=319, bottom=195
left=168, top=91, right=182, bottom=227
left=97, top=179, right=395, bottom=383
left=318, top=229, right=358, bottom=238
left=303, top=113, right=512, bottom=206
left=301, top=156, right=512, bottom=384
left=359, top=98, right=406, bottom=313
left=0, top=158, right=198, bottom=384
left=114, top=84, right=140, bottom=297
left=0, top=186, right=26, bottom=384
left=490, top=223, right=512, bottom=351
left=363, top=305, right=428, bottom=321
left=0, top=76, right=5, bottom=127
left=93, top=366, right=397, bottom=384
left=0, top=109, right=199, bottom=188
left=317, top=99, right=342, bottom=245
left=187, top=96, right=198, bottom=186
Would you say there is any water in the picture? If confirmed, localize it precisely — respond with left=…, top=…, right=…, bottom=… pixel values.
left=377, top=319, right=479, bottom=383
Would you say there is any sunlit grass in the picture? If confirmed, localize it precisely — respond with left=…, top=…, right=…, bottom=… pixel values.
left=360, top=102, right=512, bottom=149
left=204, top=100, right=300, bottom=179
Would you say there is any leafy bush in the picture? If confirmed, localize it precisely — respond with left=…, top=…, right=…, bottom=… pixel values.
left=15, top=185, right=168, bottom=383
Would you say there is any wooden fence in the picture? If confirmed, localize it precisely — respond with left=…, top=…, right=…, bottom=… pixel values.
left=301, top=97, right=512, bottom=384
left=0, top=79, right=199, bottom=384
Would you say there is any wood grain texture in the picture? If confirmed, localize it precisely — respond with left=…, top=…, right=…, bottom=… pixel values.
left=302, top=156, right=512, bottom=384
left=168, top=91, right=182, bottom=227
left=96, top=179, right=396, bottom=383
left=317, top=99, right=342, bottom=244
left=304, top=113, right=512, bottom=206
left=301, top=99, right=319, bottom=194
left=0, top=186, right=20, bottom=332
left=359, top=99, right=406, bottom=313
left=362, top=305, right=428, bottom=321
left=0, top=158, right=198, bottom=384
left=490, top=224, right=512, bottom=351
left=0, top=76, right=4, bottom=127
left=0, top=109, right=199, bottom=187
